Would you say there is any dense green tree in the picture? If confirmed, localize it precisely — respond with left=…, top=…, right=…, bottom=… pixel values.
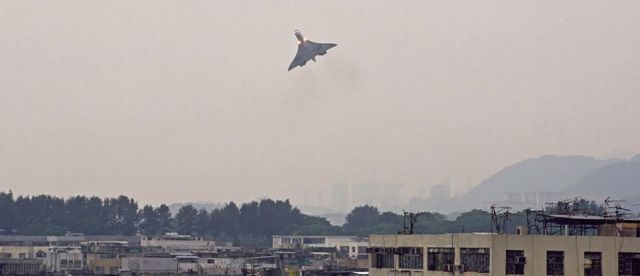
left=453, top=209, right=491, bottom=233
left=175, top=205, right=198, bottom=235
left=104, top=196, right=139, bottom=235
left=0, top=191, right=14, bottom=234
left=139, top=205, right=160, bottom=235
left=239, top=201, right=260, bottom=235
left=344, top=205, right=380, bottom=229
left=415, top=212, right=449, bottom=233
left=0, top=191, right=564, bottom=243
left=218, top=202, right=240, bottom=234
left=84, top=197, right=108, bottom=234
left=156, top=204, right=173, bottom=234
left=193, top=209, right=210, bottom=236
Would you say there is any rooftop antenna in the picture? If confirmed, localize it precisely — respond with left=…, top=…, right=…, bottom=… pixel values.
left=399, top=210, right=418, bottom=234
left=604, top=197, right=630, bottom=219
left=491, top=205, right=512, bottom=234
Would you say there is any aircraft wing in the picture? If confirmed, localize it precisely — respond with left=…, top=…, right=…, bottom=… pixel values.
left=288, top=44, right=311, bottom=71
left=308, top=41, right=337, bottom=52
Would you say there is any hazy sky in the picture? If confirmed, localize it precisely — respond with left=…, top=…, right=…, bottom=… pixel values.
left=1, top=1, right=639, bottom=206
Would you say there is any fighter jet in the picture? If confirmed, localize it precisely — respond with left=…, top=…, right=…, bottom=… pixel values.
left=288, top=30, right=337, bottom=71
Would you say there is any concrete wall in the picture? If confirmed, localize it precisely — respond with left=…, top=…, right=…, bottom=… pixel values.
left=0, top=246, right=48, bottom=259
left=368, top=234, right=640, bottom=276
left=273, top=236, right=369, bottom=258
left=86, top=254, right=121, bottom=275
left=121, top=257, right=177, bottom=273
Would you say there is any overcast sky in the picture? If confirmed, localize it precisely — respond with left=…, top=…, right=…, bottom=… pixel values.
left=1, top=1, right=639, bottom=206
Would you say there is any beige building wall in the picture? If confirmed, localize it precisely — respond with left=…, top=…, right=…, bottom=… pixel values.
left=86, top=253, right=122, bottom=275
left=369, top=234, right=640, bottom=276
left=0, top=246, right=49, bottom=259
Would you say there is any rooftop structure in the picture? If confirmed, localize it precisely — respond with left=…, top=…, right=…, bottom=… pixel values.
left=272, top=236, right=368, bottom=259
left=140, top=233, right=237, bottom=253
left=524, top=197, right=640, bottom=237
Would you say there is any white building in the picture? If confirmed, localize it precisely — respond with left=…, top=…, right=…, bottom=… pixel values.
left=140, top=233, right=236, bottom=253
left=272, top=236, right=368, bottom=258
left=45, top=246, right=83, bottom=273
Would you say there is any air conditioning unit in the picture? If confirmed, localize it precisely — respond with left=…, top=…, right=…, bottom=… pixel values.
left=515, top=256, right=527, bottom=264
left=584, top=259, right=593, bottom=269
left=455, top=264, right=465, bottom=272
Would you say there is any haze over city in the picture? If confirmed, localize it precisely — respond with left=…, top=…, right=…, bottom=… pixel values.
left=1, top=1, right=640, bottom=208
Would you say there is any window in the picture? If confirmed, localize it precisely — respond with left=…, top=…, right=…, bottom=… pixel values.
left=461, top=248, right=490, bottom=273
left=619, top=252, right=640, bottom=276
left=398, top=247, right=423, bottom=269
left=506, top=250, right=525, bottom=275
left=427, top=247, right=454, bottom=272
left=339, top=246, right=350, bottom=256
left=18, top=253, right=26, bottom=259
left=302, top=237, right=325, bottom=244
left=358, top=246, right=368, bottom=254
left=584, top=252, right=601, bottom=276
left=370, top=247, right=395, bottom=269
left=547, top=251, right=564, bottom=276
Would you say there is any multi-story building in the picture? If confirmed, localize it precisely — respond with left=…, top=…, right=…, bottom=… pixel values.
left=272, top=236, right=368, bottom=259
left=0, top=245, right=48, bottom=259
left=121, top=255, right=178, bottom=274
left=0, top=259, right=44, bottom=275
left=45, top=246, right=84, bottom=273
left=84, top=241, right=143, bottom=275
left=369, top=233, right=640, bottom=276
left=140, top=232, right=237, bottom=253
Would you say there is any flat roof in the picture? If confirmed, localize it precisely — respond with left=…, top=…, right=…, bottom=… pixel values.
left=542, top=214, right=640, bottom=225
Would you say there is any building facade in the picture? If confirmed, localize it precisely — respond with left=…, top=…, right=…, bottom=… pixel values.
left=273, top=236, right=368, bottom=259
left=368, top=233, right=640, bottom=276
left=140, top=233, right=236, bottom=253
left=45, top=246, right=84, bottom=273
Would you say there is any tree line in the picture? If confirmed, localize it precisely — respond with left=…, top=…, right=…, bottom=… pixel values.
left=0, top=191, right=603, bottom=246
left=0, top=191, right=331, bottom=240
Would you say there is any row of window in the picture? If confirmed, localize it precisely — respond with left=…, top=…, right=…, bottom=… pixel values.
left=543, top=251, right=640, bottom=276
left=279, top=237, right=326, bottom=244
left=338, top=246, right=368, bottom=254
left=370, top=247, right=640, bottom=276
left=59, top=259, right=82, bottom=269
left=371, top=247, right=489, bottom=272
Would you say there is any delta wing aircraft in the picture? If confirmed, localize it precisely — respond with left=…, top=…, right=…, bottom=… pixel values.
left=288, top=30, right=337, bottom=71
